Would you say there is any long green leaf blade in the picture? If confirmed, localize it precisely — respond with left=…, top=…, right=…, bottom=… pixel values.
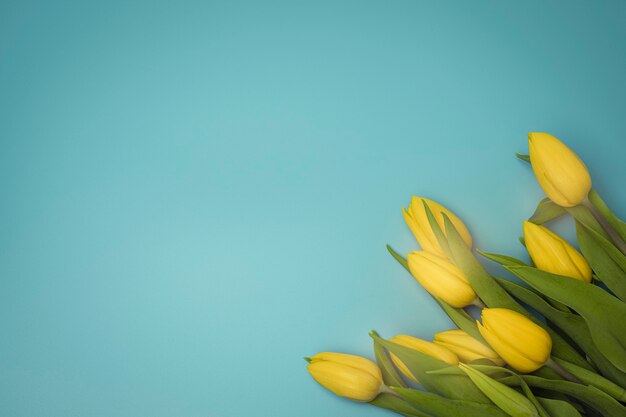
left=392, top=387, right=509, bottom=417
left=503, top=265, right=626, bottom=372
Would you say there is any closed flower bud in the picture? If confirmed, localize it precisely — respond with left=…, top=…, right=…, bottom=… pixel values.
left=407, top=251, right=478, bottom=308
left=477, top=308, right=552, bottom=373
left=433, top=329, right=504, bottom=366
left=306, top=352, right=383, bottom=402
left=389, top=335, right=458, bottom=382
left=528, top=132, right=591, bottom=207
left=403, top=196, right=472, bottom=258
left=523, top=221, right=592, bottom=283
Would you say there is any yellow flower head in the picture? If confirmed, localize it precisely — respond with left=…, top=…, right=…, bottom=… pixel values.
left=529, top=132, right=591, bottom=207
left=403, top=196, right=472, bottom=257
left=407, top=251, right=477, bottom=308
left=389, top=335, right=459, bottom=382
left=523, top=221, right=592, bottom=283
left=433, top=329, right=504, bottom=366
left=306, top=352, right=383, bottom=402
left=477, top=308, right=552, bottom=373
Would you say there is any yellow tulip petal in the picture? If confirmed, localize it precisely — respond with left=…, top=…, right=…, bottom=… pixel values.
left=390, top=335, right=459, bottom=365
left=523, top=221, right=592, bottom=283
left=529, top=133, right=591, bottom=207
left=403, top=196, right=472, bottom=257
left=407, top=251, right=477, bottom=308
left=307, top=361, right=382, bottom=401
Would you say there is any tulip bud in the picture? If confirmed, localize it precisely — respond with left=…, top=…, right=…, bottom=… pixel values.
left=407, top=251, right=478, bottom=308
left=523, top=221, right=592, bottom=283
left=477, top=308, right=552, bottom=373
left=528, top=132, right=591, bottom=207
left=389, top=335, right=458, bottom=382
left=306, top=352, right=383, bottom=402
left=403, top=196, right=472, bottom=258
left=433, top=329, right=504, bottom=366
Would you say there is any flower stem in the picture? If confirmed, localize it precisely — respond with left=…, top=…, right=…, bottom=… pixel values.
left=583, top=198, right=626, bottom=257
left=545, top=357, right=581, bottom=383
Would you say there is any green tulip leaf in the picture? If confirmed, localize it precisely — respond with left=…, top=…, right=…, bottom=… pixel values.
left=459, top=364, right=542, bottom=417
left=502, top=265, right=626, bottom=372
left=392, top=387, right=509, bottom=417
left=422, top=200, right=454, bottom=260
left=441, top=214, right=526, bottom=308
left=466, top=364, right=553, bottom=417
left=387, top=244, right=410, bottom=273
left=440, top=214, right=590, bottom=370
left=588, top=189, right=626, bottom=242
left=370, top=333, right=490, bottom=404
left=372, top=330, right=408, bottom=388
left=500, top=375, right=626, bottom=417
left=537, top=397, right=583, bottom=417
left=529, top=198, right=567, bottom=225
left=575, top=218, right=626, bottom=300
left=553, top=357, right=626, bottom=402
left=370, top=393, right=433, bottom=417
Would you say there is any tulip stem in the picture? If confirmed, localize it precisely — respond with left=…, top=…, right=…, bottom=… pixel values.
left=583, top=199, right=626, bottom=257
left=545, top=357, right=581, bottom=384
left=472, top=299, right=486, bottom=309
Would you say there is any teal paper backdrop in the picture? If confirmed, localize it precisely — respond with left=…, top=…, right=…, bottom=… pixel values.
left=2, top=1, right=626, bottom=416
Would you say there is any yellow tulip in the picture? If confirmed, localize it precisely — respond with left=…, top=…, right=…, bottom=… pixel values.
left=306, top=352, right=383, bottom=402
left=523, top=221, right=592, bottom=283
left=528, top=132, right=591, bottom=207
left=407, top=251, right=478, bottom=308
left=403, top=196, right=472, bottom=258
left=389, top=335, right=459, bottom=382
left=477, top=308, right=552, bottom=373
left=433, top=329, right=505, bottom=366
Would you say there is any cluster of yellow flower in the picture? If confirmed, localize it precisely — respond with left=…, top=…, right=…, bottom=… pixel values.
left=306, top=133, right=626, bottom=417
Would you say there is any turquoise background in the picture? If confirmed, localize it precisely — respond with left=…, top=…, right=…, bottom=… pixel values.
left=2, top=1, right=626, bottom=416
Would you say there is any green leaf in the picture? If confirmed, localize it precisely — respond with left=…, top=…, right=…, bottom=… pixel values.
left=503, top=265, right=626, bottom=372
left=387, top=244, right=410, bottom=272
left=537, top=397, right=583, bottom=417
left=552, top=357, right=626, bottom=402
left=459, top=364, right=540, bottom=417
left=392, top=387, right=509, bottom=417
left=476, top=250, right=528, bottom=267
left=529, top=198, right=567, bottom=225
left=500, top=375, right=626, bottom=417
left=370, top=393, right=433, bottom=417
left=372, top=330, right=408, bottom=388
left=575, top=218, right=626, bottom=300
left=465, top=365, right=552, bottom=417
left=441, top=215, right=590, bottom=370
left=442, top=214, right=525, bottom=309
left=422, top=200, right=454, bottom=260
left=588, top=189, right=626, bottom=242
left=370, top=332, right=490, bottom=404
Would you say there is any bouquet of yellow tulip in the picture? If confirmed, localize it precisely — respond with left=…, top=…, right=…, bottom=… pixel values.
left=305, top=133, right=626, bottom=417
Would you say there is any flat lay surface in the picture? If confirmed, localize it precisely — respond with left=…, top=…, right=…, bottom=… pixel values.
left=1, top=1, right=626, bottom=416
